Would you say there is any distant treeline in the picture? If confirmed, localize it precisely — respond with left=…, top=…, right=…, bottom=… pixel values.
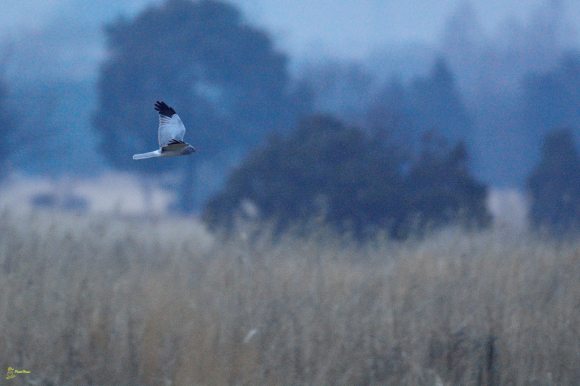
left=1, top=0, right=580, bottom=236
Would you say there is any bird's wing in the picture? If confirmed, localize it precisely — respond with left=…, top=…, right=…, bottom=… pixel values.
left=155, top=101, right=186, bottom=148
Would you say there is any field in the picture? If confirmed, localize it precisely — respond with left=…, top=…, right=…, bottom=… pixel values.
left=1, top=209, right=579, bottom=385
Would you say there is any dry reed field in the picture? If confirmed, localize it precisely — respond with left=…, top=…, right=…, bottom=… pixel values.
left=1, top=209, right=579, bottom=385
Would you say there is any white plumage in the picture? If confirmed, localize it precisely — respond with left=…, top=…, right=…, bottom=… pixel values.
left=133, top=101, right=196, bottom=160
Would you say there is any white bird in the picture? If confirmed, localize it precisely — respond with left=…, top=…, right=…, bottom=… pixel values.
left=133, top=101, right=196, bottom=160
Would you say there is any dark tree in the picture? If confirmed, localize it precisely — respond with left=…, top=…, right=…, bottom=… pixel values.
left=523, top=54, right=580, bottom=137
left=411, top=58, right=472, bottom=144
left=204, top=115, right=407, bottom=237
left=93, top=0, right=306, bottom=211
left=367, top=59, right=472, bottom=165
left=402, top=131, right=491, bottom=235
left=205, top=117, right=490, bottom=239
left=367, top=77, right=416, bottom=150
left=527, top=128, right=580, bottom=234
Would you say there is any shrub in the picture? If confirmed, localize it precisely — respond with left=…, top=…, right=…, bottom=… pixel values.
left=204, top=116, right=490, bottom=238
left=401, top=133, right=491, bottom=236
left=527, top=128, right=580, bottom=234
left=204, top=115, right=406, bottom=236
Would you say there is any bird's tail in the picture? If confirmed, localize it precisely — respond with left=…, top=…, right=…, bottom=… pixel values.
left=133, top=150, right=162, bottom=160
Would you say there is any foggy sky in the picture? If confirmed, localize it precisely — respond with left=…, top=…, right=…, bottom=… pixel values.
left=2, top=0, right=580, bottom=81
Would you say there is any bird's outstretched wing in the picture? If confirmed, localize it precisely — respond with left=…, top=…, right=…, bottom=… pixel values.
left=154, top=101, right=186, bottom=148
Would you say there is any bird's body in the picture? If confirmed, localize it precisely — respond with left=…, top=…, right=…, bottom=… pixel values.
left=133, top=101, right=196, bottom=160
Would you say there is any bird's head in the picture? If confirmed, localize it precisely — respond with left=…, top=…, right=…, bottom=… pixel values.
left=182, top=145, right=196, bottom=155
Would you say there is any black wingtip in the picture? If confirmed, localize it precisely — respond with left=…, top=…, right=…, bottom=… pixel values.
left=154, top=101, right=176, bottom=117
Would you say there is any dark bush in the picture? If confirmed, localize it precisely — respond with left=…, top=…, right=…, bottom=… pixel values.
left=527, top=128, right=580, bottom=234
left=204, top=115, right=405, bottom=235
left=400, top=132, right=491, bottom=237
left=204, top=116, right=490, bottom=239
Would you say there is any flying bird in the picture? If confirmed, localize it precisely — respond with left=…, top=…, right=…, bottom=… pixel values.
left=133, top=101, right=196, bottom=160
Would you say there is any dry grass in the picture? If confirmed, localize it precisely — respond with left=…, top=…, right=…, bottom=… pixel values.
left=1, top=210, right=579, bottom=385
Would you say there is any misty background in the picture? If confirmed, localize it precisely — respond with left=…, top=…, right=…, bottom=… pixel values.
left=1, top=0, right=579, bottom=213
